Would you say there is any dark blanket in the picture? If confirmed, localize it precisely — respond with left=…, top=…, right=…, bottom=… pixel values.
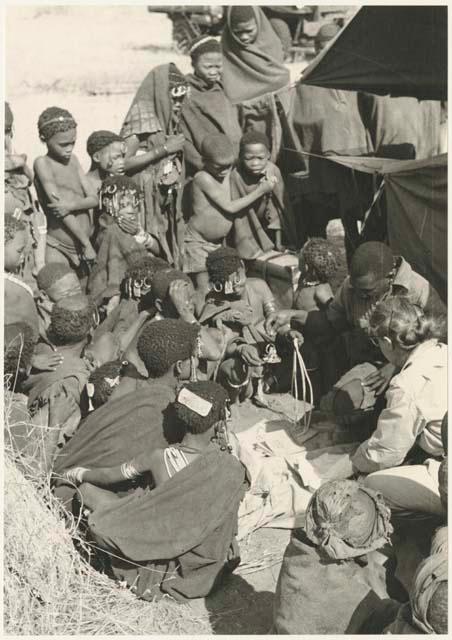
left=181, top=74, right=242, bottom=176
left=273, top=529, right=394, bottom=634
left=88, top=215, right=142, bottom=305
left=52, top=382, right=180, bottom=506
left=229, top=164, right=297, bottom=259
left=221, top=6, right=289, bottom=105
left=120, top=64, right=185, bottom=269
left=358, top=94, right=441, bottom=160
left=88, top=443, right=246, bottom=601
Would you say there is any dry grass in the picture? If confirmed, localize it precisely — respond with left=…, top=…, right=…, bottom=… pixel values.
left=3, top=394, right=211, bottom=635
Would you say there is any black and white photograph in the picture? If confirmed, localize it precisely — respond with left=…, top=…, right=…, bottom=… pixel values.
left=3, top=2, right=448, bottom=635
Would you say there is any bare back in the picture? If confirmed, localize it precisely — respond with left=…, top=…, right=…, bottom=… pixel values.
left=35, top=154, right=91, bottom=246
left=189, top=170, right=234, bottom=242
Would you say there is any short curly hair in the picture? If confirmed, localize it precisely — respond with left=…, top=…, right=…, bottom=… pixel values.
left=100, top=174, right=142, bottom=196
left=137, top=319, right=199, bottom=378
left=36, top=262, right=77, bottom=293
left=4, top=322, right=35, bottom=390
left=88, top=359, right=129, bottom=410
left=124, top=253, right=168, bottom=285
left=86, top=130, right=123, bottom=158
left=38, top=106, right=77, bottom=141
left=151, top=268, right=192, bottom=316
left=48, top=294, right=96, bottom=346
left=206, top=247, right=243, bottom=285
left=173, top=381, right=229, bottom=435
left=299, top=238, right=338, bottom=283
left=5, top=214, right=26, bottom=244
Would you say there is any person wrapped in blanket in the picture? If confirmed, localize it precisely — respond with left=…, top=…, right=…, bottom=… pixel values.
left=60, top=381, right=247, bottom=602
left=121, top=63, right=188, bottom=269
left=221, top=6, right=291, bottom=157
left=87, top=175, right=160, bottom=312
left=35, top=262, right=83, bottom=338
left=22, top=294, right=120, bottom=467
left=199, top=247, right=282, bottom=403
left=273, top=479, right=399, bottom=634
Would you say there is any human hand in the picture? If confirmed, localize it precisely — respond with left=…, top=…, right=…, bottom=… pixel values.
left=117, top=215, right=139, bottom=235
left=314, top=283, right=334, bottom=307
left=259, top=175, right=278, bottom=194
left=165, top=134, right=185, bottom=154
left=265, top=309, right=295, bottom=336
left=237, top=343, right=262, bottom=366
left=363, top=362, right=397, bottom=395
left=105, top=295, right=120, bottom=316
left=287, top=329, right=304, bottom=347
left=48, top=193, right=71, bottom=218
left=64, top=466, right=89, bottom=486
left=32, top=351, right=64, bottom=371
left=168, top=279, right=195, bottom=321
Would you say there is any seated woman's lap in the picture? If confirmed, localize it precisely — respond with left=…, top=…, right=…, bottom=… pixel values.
left=364, top=460, right=443, bottom=516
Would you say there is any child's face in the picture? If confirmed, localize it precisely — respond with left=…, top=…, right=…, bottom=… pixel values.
left=194, top=52, right=223, bottom=85
left=241, top=143, right=270, bottom=176
left=205, top=156, right=234, bottom=180
left=46, top=128, right=77, bottom=164
left=232, top=18, right=258, bottom=45
left=5, top=230, right=27, bottom=273
left=94, top=141, right=126, bottom=175
left=117, top=191, right=139, bottom=217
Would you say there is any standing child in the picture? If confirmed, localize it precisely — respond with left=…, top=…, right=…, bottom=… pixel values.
left=184, top=132, right=276, bottom=296
left=231, top=130, right=297, bottom=257
left=34, top=107, right=98, bottom=274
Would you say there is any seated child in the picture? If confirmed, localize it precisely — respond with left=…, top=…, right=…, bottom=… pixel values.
left=62, top=381, right=246, bottom=602
left=200, top=247, right=278, bottom=403
left=36, top=262, right=82, bottom=337
left=5, top=102, right=47, bottom=277
left=184, top=133, right=276, bottom=294
left=34, top=107, right=98, bottom=272
left=23, top=294, right=118, bottom=465
left=93, top=251, right=168, bottom=358
left=273, top=479, right=396, bottom=634
left=87, top=175, right=160, bottom=309
left=4, top=214, right=40, bottom=341
left=230, top=130, right=297, bottom=256
left=267, top=238, right=339, bottom=399
left=148, top=267, right=222, bottom=376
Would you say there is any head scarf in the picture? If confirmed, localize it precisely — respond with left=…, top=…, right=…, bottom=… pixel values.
left=305, top=479, right=393, bottom=560
left=221, top=6, right=290, bottom=104
left=411, top=551, right=448, bottom=633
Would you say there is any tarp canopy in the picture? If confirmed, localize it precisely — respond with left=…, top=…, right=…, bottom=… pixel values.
left=301, top=6, right=447, bottom=101
left=311, top=153, right=448, bottom=302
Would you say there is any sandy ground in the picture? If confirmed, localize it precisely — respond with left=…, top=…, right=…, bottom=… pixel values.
left=5, top=6, right=343, bottom=633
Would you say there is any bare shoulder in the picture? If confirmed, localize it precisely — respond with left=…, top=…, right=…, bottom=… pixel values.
left=33, top=155, right=51, bottom=172
left=193, top=170, right=214, bottom=189
left=248, top=277, right=273, bottom=298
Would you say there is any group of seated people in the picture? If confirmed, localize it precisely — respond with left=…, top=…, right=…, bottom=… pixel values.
left=4, top=5, right=448, bottom=632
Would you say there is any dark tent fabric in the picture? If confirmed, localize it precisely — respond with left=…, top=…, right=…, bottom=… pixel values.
left=303, top=153, right=447, bottom=303
left=301, top=6, right=447, bottom=101
left=384, top=154, right=447, bottom=304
